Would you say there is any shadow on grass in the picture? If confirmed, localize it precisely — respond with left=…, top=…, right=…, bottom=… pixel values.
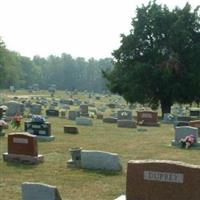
left=69, top=167, right=123, bottom=176
left=5, top=160, right=42, bottom=169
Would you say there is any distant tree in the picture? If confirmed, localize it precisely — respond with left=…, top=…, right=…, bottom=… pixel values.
left=104, top=1, right=200, bottom=116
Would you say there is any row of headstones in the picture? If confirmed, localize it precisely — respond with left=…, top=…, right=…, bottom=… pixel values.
left=103, top=110, right=160, bottom=127
left=21, top=159, right=200, bottom=200
left=2, top=132, right=122, bottom=172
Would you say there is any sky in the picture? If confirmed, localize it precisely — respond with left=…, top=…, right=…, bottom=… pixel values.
left=0, top=0, right=199, bottom=60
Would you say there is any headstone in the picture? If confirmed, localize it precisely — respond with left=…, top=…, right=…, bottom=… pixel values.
left=75, top=117, right=93, bottom=126
left=190, top=108, right=200, bottom=118
left=30, top=103, right=42, bottom=115
left=24, top=115, right=54, bottom=141
left=189, top=120, right=200, bottom=136
left=162, top=113, right=174, bottom=123
left=68, top=110, right=80, bottom=120
left=137, top=111, right=160, bottom=126
left=9, top=85, right=16, bottom=93
left=80, top=104, right=89, bottom=117
left=46, top=109, right=59, bottom=117
left=73, top=99, right=81, bottom=106
left=172, top=126, right=200, bottom=147
left=60, top=110, right=66, bottom=118
left=115, top=160, right=200, bottom=200
left=64, top=126, right=79, bottom=134
left=96, top=113, right=104, bottom=119
left=6, top=101, right=24, bottom=116
left=3, top=132, right=44, bottom=164
left=117, top=110, right=132, bottom=120
left=22, top=182, right=62, bottom=200
left=103, top=117, right=117, bottom=123
left=81, top=150, right=122, bottom=171
left=65, top=99, right=74, bottom=105
left=67, top=147, right=82, bottom=168
left=174, top=121, right=189, bottom=127
left=117, top=120, right=137, bottom=128
left=176, top=116, right=191, bottom=122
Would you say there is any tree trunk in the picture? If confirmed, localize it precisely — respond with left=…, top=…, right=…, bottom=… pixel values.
left=160, top=100, right=172, bottom=118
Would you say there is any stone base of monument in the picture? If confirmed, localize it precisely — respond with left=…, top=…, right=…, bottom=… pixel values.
left=103, top=117, right=117, bottom=123
left=117, top=120, right=137, bottom=128
left=171, top=140, right=200, bottom=148
left=37, top=135, right=55, bottom=142
left=114, top=195, right=126, bottom=200
left=138, top=121, right=160, bottom=127
left=64, top=126, right=79, bottom=134
left=67, top=159, right=81, bottom=168
left=3, top=153, right=44, bottom=164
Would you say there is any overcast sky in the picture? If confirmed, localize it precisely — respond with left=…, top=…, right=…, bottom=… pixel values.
left=0, top=0, right=199, bottom=59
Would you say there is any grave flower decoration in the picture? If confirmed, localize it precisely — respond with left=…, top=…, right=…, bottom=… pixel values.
left=179, top=134, right=196, bottom=149
left=11, top=114, right=23, bottom=130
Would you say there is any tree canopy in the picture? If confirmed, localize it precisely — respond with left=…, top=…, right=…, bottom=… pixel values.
left=0, top=44, right=112, bottom=92
left=104, top=1, right=200, bottom=115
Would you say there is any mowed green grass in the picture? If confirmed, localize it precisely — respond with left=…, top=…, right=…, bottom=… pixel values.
left=0, top=91, right=200, bottom=200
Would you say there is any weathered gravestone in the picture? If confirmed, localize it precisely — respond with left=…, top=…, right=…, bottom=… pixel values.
left=117, top=110, right=132, bottom=120
left=3, top=132, right=44, bottom=164
left=64, top=125, right=79, bottom=134
left=68, top=110, right=80, bottom=120
left=22, top=182, right=62, bottom=200
left=173, top=121, right=189, bottom=128
left=80, top=104, right=89, bottom=117
left=115, top=160, right=200, bottom=200
left=189, top=120, right=200, bottom=136
left=46, top=109, right=59, bottom=117
left=190, top=108, right=200, bottom=118
left=117, top=120, right=137, bottom=128
left=137, top=111, right=160, bottom=126
left=6, top=101, right=24, bottom=116
left=162, top=113, right=174, bottom=124
left=30, top=103, right=42, bottom=115
left=81, top=150, right=122, bottom=171
left=76, top=117, right=93, bottom=126
left=171, top=126, right=200, bottom=147
left=65, top=99, right=74, bottom=105
left=176, top=116, right=191, bottom=122
left=103, top=117, right=117, bottom=123
left=96, top=112, right=104, bottom=119
left=67, top=147, right=82, bottom=168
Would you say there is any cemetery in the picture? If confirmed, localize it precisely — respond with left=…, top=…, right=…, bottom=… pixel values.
left=0, top=0, right=200, bottom=199
left=1, top=90, right=200, bottom=200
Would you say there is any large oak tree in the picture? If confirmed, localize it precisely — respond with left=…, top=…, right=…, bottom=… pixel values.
left=104, top=1, right=200, bottom=116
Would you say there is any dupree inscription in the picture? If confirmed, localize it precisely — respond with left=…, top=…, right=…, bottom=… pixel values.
left=144, top=171, right=184, bottom=183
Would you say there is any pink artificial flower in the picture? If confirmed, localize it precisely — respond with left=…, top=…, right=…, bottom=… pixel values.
left=0, top=120, right=7, bottom=127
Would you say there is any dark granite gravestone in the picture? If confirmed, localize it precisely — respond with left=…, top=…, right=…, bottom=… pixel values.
left=137, top=111, right=160, bottom=126
left=64, top=126, right=79, bottom=134
left=25, top=121, right=51, bottom=137
left=3, top=132, right=44, bottom=164
left=46, top=109, right=59, bottom=117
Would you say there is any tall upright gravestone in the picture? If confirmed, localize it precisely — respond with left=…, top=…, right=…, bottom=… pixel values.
left=115, top=160, right=200, bottom=200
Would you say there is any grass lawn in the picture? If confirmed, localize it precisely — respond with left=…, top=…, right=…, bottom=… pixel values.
left=0, top=91, right=200, bottom=200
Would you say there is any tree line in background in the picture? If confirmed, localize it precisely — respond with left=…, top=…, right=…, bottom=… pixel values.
left=0, top=39, right=113, bottom=92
